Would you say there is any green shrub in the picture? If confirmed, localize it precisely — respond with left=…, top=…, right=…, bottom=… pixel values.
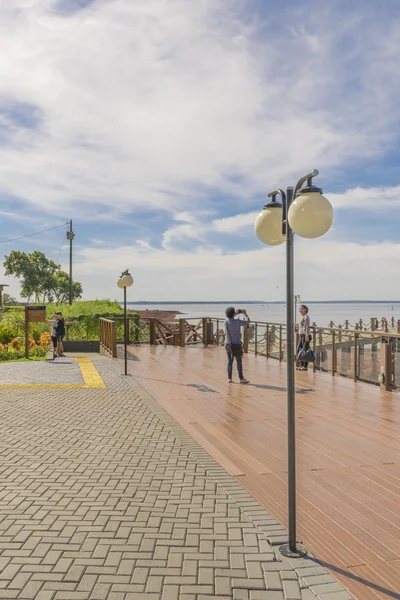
left=0, top=328, right=16, bottom=346
left=0, top=349, right=25, bottom=361
left=29, top=346, right=47, bottom=358
left=46, top=300, right=123, bottom=318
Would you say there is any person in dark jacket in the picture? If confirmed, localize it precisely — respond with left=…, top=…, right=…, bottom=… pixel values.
left=224, top=307, right=250, bottom=383
left=54, top=313, right=77, bottom=357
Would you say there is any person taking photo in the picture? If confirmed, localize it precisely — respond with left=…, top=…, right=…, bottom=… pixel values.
left=224, top=307, right=250, bottom=384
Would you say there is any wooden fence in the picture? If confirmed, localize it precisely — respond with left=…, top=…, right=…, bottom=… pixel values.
left=100, top=316, right=400, bottom=391
left=99, top=318, right=117, bottom=358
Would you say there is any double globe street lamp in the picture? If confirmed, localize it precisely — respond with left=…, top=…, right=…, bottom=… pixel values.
left=117, top=270, right=134, bottom=376
left=255, top=169, right=333, bottom=558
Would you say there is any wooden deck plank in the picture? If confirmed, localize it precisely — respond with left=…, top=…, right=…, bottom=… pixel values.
left=121, top=345, right=400, bottom=600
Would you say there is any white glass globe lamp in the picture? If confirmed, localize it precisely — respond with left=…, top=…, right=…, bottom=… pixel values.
left=288, top=188, right=333, bottom=239
left=254, top=200, right=286, bottom=246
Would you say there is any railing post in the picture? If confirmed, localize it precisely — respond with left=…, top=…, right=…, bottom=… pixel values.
left=380, top=338, right=392, bottom=391
left=243, top=328, right=249, bottom=353
left=371, top=318, right=375, bottom=331
left=202, top=318, right=208, bottom=347
left=331, top=331, right=335, bottom=376
left=312, top=327, right=316, bottom=373
left=354, top=334, right=358, bottom=382
left=208, top=320, right=214, bottom=345
left=266, top=324, right=269, bottom=358
left=149, top=319, right=157, bottom=345
left=279, top=326, right=282, bottom=362
left=179, top=319, right=186, bottom=347
left=255, top=323, right=258, bottom=355
left=111, top=321, right=117, bottom=358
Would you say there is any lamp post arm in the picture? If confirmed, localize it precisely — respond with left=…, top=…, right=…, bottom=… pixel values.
left=267, top=189, right=287, bottom=236
left=294, top=169, right=319, bottom=197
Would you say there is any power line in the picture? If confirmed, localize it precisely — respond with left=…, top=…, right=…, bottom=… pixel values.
left=0, top=223, right=69, bottom=245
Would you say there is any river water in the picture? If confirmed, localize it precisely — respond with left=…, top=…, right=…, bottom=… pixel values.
left=124, top=302, right=400, bottom=327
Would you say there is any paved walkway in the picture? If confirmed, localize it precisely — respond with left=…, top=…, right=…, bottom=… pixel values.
left=0, top=355, right=353, bottom=600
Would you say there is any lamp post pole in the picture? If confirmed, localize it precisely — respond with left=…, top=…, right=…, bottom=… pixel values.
left=124, top=285, right=128, bottom=376
left=117, top=270, right=134, bottom=377
left=285, top=186, right=298, bottom=555
left=255, top=169, right=333, bottom=558
left=67, top=220, right=75, bottom=305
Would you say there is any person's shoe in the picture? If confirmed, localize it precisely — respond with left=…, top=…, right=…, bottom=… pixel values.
left=239, top=378, right=249, bottom=384
left=228, top=378, right=233, bottom=383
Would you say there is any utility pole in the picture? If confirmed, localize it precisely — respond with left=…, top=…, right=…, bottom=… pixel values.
left=66, top=220, right=75, bottom=305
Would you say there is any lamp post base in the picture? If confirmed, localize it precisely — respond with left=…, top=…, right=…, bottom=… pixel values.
left=279, top=543, right=307, bottom=558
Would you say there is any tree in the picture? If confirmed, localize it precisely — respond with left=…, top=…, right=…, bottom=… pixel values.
left=3, top=250, right=83, bottom=303
left=2, top=293, right=18, bottom=306
left=52, top=271, right=83, bottom=303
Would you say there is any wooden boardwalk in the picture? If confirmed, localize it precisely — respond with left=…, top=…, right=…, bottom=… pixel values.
left=121, top=345, right=400, bottom=600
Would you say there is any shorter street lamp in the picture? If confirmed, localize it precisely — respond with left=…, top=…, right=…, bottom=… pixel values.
left=117, top=270, right=134, bottom=376
left=255, top=169, right=333, bottom=558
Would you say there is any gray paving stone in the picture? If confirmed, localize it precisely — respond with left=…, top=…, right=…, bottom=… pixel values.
left=283, top=580, right=302, bottom=600
left=0, top=355, right=354, bottom=600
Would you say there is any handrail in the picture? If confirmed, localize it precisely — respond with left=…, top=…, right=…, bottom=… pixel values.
left=99, top=318, right=117, bottom=358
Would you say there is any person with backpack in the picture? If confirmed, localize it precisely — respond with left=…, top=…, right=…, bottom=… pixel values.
left=297, top=304, right=312, bottom=371
left=224, top=307, right=250, bottom=384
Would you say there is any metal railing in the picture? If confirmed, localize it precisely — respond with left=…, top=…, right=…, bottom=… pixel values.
left=99, top=316, right=400, bottom=391
left=209, top=318, right=400, bottom=391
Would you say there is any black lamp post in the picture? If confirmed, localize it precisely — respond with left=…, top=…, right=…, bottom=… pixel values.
left=255, top=169, right=333, bottom=557
left=117, top=270, right=134, bottom=376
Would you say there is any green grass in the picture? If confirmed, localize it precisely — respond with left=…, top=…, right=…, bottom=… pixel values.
left=46, top=299, right=123, bottom=317
left=7, top=356, right=48, bottom=363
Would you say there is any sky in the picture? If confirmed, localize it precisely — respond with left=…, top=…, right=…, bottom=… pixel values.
left=1, top=0, right=400, bottom=302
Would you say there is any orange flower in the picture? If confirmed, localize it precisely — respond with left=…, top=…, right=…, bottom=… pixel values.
left=39, top=332, right=51, bottom=348
left=10, top=338, right=21, bottom=351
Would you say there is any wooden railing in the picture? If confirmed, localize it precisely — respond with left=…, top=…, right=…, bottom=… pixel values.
left=99, top=318, right=117, bottom=358
left=100, top=315, right=400, bottom=391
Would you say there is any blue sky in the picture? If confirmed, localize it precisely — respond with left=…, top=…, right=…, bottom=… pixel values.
left=1, top=0, right=400, bottom=301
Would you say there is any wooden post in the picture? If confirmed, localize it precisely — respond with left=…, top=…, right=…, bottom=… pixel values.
left=149, top=319, right=157, bottom=345
left=397, top=320, right=400, bottom=334
left=331, top=331, right=335, bottom=376
left=312, top=327, right=316, bottom=373
left=243, top=328, right=249, bottom=353
left=25, top=307, right=29, bottom=359
left=179, top=319, right=186, bottom=347
left=255, top=323, right=258, bottom=355
left=345, top=320, right=349, bottom=329
left=354, top=334, right=358, bottom=382
left=202, top=318, right=208, bottom=346
left=371, top=318, right=375, bottom=331
left=380, top=339, right=392, bottom=391
left=208, top=321, right=214, bottom=345
left=279, top=326, right=282, bottom=362
left=266, top=324, right=269, bottom=358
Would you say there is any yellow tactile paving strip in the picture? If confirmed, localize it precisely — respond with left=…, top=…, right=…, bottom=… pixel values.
left=0, top=357, right=106, bottom=389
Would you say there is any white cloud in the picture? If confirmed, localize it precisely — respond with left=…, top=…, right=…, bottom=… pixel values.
left=212, top=211, right=259, bottom=233
left=0, top=0, right=399, bottom=219
left=67, top=233, right=400, bottom=302
left=329, top=185, right=400, bottom=210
